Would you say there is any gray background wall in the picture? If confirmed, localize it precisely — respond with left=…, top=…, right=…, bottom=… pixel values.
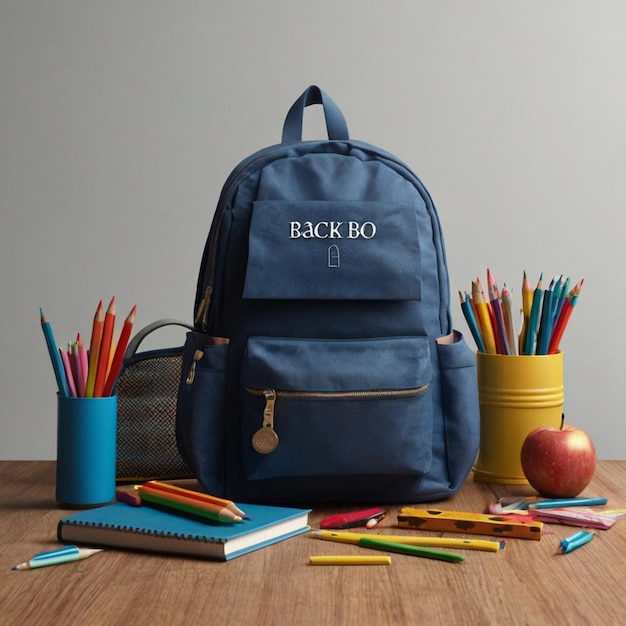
left=1, top=1, right=624, bottom=459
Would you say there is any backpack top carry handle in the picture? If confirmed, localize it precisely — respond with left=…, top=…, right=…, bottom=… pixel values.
left=281, top=85, right=350, bottom=143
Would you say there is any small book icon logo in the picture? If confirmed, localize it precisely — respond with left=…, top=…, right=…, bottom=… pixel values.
left=328, top=245, right=340, bottom=268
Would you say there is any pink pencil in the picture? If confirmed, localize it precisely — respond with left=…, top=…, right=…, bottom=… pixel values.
left=59, top=348, right=77, bottom=397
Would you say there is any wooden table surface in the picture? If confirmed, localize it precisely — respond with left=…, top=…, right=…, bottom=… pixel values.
left=1, top=461, right=625, bottom=625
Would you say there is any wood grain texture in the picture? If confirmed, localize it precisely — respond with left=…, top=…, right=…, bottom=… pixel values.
left=1, top=461, right=625, bottom=625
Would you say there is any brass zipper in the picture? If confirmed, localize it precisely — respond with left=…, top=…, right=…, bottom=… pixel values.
left=194, top=286, right=213, bottom=329
left=246, top=384, right=429, bottom=454
left=245, top=385, right=428, bottom=401
left=196, top=150, right=278, bottom=332
left=185, top=349, right=205, bottom=384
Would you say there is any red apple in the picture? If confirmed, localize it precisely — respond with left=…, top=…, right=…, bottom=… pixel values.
left=520, top=423, right=596, bottom=498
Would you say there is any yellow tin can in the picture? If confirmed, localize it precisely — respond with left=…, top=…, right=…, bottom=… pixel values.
left=473, top=351, right=564, bottom=484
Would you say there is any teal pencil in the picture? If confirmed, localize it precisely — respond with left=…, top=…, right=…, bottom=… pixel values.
left=551, top=276, right=570, bottom=332
left=549, top=276, right=564, bottom=326
left=40, top=309, right=69, bottom=397
left=536, top=279, right=554, bottom=355
left=525, top=276, right=543, bottom=355
left=459, top=291, right=486, bottom=352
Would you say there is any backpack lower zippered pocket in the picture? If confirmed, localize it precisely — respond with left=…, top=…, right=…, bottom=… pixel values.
left=240, top=336, right=433, bottom=481
left=244, top=385, right=429, bottom=455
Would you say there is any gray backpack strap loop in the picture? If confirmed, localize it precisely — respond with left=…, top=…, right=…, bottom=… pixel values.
left=124, top=319, right=194, bottom=360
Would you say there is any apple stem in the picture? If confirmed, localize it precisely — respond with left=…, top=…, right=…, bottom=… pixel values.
left=560, top=413, right=565, bottom=430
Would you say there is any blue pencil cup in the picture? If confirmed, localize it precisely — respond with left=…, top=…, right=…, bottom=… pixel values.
left=56, top=395, right=117, bottom=507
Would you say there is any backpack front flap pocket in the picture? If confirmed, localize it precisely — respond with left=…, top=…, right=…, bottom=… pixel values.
left=240, top=336, right=433, bottom=481
left=242, top=201, right=421, bottom=300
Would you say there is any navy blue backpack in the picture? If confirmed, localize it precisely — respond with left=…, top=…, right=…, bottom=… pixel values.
left=176, top=86, right=479, bottom=504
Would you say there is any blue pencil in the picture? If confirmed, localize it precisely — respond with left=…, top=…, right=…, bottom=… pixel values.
left=40, top=308, right=69, bottom=397
left=559, top=530, right=594, bottom=555
left=527, top=497, right=607, bottom=510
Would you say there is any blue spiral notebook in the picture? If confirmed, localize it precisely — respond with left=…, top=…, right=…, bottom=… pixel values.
left=57, top=501, right=310, bottom=561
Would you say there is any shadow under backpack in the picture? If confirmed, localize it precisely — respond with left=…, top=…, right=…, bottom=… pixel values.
left=176, top=85, right=479, bottom=505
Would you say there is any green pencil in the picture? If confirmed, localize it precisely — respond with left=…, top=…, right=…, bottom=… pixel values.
left=358, top=538, right=465, bottom=563
left=138, top=490, right=242, bottom=523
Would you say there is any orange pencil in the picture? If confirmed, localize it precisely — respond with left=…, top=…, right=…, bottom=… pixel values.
left=84, top=301, right=104, bottom=398
left=143, top=480, right=248, bottom=519
left=93, top=297, right=116, bottom=397
left=102, top=305, right=136, bottom=397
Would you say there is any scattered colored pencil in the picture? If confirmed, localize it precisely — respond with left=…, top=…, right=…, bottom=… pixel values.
left=141, top=480, right=248, bottom=519
left=137, top=482, right=243, bottom=524
left=358, top=537, right=465, bottom=563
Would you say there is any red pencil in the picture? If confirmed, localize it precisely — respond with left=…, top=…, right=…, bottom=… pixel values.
left=548, top=280, right=583, bottom=354
left=93, top=297, right=116, bottom=397
left=84, top=301, right=104, bottom=398
left=102, top=304, right=136, bottom=397
left=547, top=299, right=574, bottom=354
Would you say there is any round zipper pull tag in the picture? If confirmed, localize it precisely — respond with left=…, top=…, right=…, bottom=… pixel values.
left=252, top=389, right=279, bottom=453
left=252, top=426, right=279, bottom=454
